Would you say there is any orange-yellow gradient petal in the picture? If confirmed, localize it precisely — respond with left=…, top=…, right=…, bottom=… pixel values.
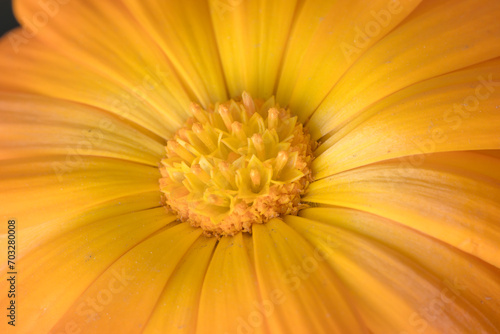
left=1, top=93, right=165, bottom=250
left=3, top=1, right=193, bottom=138
left=49, top=223, right=202, bottom=334
left=196, top=233, right=264, bottom=333
left=2, top=209, right=179, bottom=333
left=0, top=0, right=499, bottom=333
left=313, top=58, right=500, bottom=178
left=305, top=152, right=500, bottom=269
left=288, top=208, right=500, bottom=333
left=252, top=219, right=367, bottom=333
left=277, top=0, right=422, bottom=120
left=209, top=0, right=300, bottom=99
left=143, top=236, right=217, bottom=334
left=308, top=0, right=500, bottom=141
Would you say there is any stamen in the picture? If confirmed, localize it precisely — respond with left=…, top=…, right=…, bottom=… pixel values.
left=250, top=168, right=261, bottom=190
left=231, top=121, right=247, bottom=141
left=191, top=164, right=210, bottom=183
left=192, top=123, right=217, bottom=152
left=167, top=140, right=195, bottom=163
left=268, top=108, right=279, bottom=130
left=218, top=161, right=237, bottom=188
left=191, top=103, right=209, bottom=124
left=207, top=194, right=229, bottom=207
left=251, top=133, right=265, bottom=160
left=219, top=105, right=233, bottom=131
left=273, top=150, right=288, bottom=178
left=242, top=91, right=255, bottom=116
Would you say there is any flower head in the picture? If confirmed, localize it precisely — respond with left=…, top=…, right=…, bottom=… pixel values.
left=1, top=0, right=500, bottom=333
left=160, top=93, right=315, bottom=236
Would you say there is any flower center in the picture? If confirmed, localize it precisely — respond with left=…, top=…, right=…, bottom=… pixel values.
left=159, top=92, right=315, bottom=237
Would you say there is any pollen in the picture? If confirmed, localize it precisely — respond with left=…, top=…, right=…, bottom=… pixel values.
left=159, top=92, right=315, bottom=237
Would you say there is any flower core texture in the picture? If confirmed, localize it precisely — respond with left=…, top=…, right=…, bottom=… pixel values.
left=159, top=92, right=315, bottom=236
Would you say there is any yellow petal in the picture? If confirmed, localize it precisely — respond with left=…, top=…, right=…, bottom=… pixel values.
left=0, top=208, right=179, bottom=334
left=48, top=223, right=202, bottom=334
left=305, top=151, right=500, bottom=268
left=0, top=93, right=164, bottom=164
left=286, top=209, right=500, bottom=333
left=313, top=58, right=500, bottom=177
left=1, top=157, right=161, bottom=243
left=196, top=233, right=265, bottom=333
left=0, top=93, right=165, bottom=251
left=141, top=235, right=217, bottom=334
left=252, top=219, right=367, bottom=333
left=209, top=0, right=300, bottom=98
left=3, top=1, right=193, bottom=138
left=277, top=0, right=422, bottom=120
left=119, top=0, right=228, bottom=104
left=308, top=0, right=500, bottom=140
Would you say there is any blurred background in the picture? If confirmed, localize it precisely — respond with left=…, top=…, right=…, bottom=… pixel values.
left=0, top=0, right=19, bottom=37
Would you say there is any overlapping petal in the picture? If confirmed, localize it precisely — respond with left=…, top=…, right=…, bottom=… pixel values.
left=196, top=233, right=264, bottom=333
left=0, top=0, right=499, bottom=333
left=208, top=0, right=300, bottom=99
left=313, top=57, right=500, bottom=177
left=305, top=151, right=500, bottom=268
left=0, top=93, right=164, bottom=248
left=0, top=93, right=164, bottom=163
left=1, top=209, right=179, bottom=333
left=252, top=219, right=367, bottom=333
left=276, top=0, right=422, bottom=120
left=287, top=208, right=500, bottom=333
left=49, top=223, right=202, bottom=334
left=3, top=1, right=193, bottom=138
left=308, top=0, right=500, bottom=141
left=143, top=236, right=217, bottom=334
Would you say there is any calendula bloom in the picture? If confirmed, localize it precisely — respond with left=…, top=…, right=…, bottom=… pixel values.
left=1, top=0, right=500, bottom=332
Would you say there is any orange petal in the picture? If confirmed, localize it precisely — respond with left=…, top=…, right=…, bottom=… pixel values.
left=313, top=58, right=500, bottom=178
left=3, top=1, right=193, bottom=138
left=252, top=219, right=367, bottom=333
left=0, top=93, right=164, bottom=164
left=209, top=0, right=300, bottom=98
left=0, top=208, right=179, bottom=334
left=277, top=0, right=422, bottom=120
left=305, top=151, right=500, bottom=268
left=196, top=233, right=265, bottom=333
left=309, top=0, right=500, bottom=141
left=141, top=235, right=217, bottom=334
left=286, top=209, right=500, bottom=333
left=48, top=223, right=202, bottom=334
left=1, top=157, right=161, bottom=246
left=119, top=0, right=228, bottom=104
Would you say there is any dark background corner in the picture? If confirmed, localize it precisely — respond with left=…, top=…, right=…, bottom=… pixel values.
left=0, top=0, right=19, bottom=37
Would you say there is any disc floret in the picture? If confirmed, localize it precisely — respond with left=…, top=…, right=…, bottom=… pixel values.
left=159, top=92, right=315, bottom=236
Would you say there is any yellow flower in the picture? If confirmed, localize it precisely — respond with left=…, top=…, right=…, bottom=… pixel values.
left=1, top=0, right=500, bottom=333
